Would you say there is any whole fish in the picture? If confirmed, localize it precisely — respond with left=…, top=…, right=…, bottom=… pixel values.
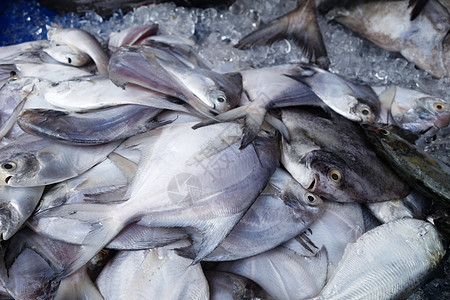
left=313, top=218, right=446, bottom=299
left=373, top=85, right=450, bottom=141
left=281, top=107, right=410, bottom=203
left=216, top=239, right=328, bottom=299
left=0, top=185, right=44, bottom=240
left=46, top=26, right=109, bottom=76
left=205, top=167, right=323, bottom=261
left=29, top=121, right=279, bottom=276
left=0, top=134, right=120, bottom=187
left=17, top=104, right=172, bottom=145
left=96, top=249, right=210, bottom=300
left=363, top=124, right=450, bottom=205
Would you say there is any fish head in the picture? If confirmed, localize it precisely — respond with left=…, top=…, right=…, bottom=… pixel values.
left=392, top=95, right=450, bottom=133
left=302, top=149, right=409, bottom=203
left=282, top=178, right=324, bottom=222
left=0, top=152, right=40, bottom=186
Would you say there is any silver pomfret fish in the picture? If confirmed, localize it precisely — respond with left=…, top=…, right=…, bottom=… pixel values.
left=0, top=134, right=120, bottom=187
left=29, top=121, right=279, bottom=276
left=312, top=218, right=445, bottom=300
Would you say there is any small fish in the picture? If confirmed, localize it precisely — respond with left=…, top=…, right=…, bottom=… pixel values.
left=96, top=249, right=210, bottom=299
left=0, top=134, right=120, bottom=187
left=17, top=104, right=172, bottom=145
left=46, top=26, right=109, bottom=76
left=373, top=85, right=450, bottom=141
left=312, top=218, right=445, bottom=299
left=363, top=124, right=450, bottom=205
left=205, top=167, right=323, bottom=261
left=281, top=107, right=410, bottom=203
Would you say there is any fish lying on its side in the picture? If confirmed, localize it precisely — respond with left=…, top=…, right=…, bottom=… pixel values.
left=312, top=218, right=445, bottom=299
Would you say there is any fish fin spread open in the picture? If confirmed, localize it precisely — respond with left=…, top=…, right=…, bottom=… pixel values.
left=235, top=0, right=329, bottom=68
left=28, top=202, right=127, bottom=277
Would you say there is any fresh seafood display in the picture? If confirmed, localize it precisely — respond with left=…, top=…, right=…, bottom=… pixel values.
left=0, top=0, right=448, bottom=299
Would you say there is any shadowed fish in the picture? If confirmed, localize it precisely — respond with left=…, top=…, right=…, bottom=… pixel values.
left=363, top=124, right=450, bottom=206
left=312, top=218, right=445, bottom=299
left=28, top=121, right=279, bottom=276
left=281, top=107, right=410, bottom=203
left=204, top=167, right=323, bottom=261
left=17, top=104, right=172, bottom=145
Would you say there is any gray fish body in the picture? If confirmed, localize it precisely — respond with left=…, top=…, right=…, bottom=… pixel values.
left=280, top=108, right=410, bottom=203
left=17, top=104, right=170, bottom=145
left=96, top=249, right=210, bottom=300
left=205, top=167, right=323, bottom=261
left=314, top=218, right=445, bottom=300
left=327, top=0, right=450, bottom=78
left=0, top=134, right=120, bottom=187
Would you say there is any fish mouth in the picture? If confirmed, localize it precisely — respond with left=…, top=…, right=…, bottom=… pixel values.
left=4, top=176, right=12, bottom=185
left=306, top=174, right=318, bottom=191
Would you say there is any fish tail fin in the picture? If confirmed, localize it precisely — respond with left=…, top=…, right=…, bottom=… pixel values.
left=235, top=0, right=329, bottom=68
left=28, top=202, right=127, bottom=276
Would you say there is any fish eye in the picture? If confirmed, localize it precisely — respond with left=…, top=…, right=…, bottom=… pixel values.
left=67, top=57, right=72, bottom=64
left=433, top=103, right=445, bottom=112
left=216, top=95, right=226, bottom=103
left=329, top=169, right=342, bottom=183
left=1, top=162, right=16, bottom=171
left=379, top=129, right=390, bottom=136
left=304, top=192, right=318, bottom=205
left=9, top=71, right=16, bottom=77
left=360, top=107, right=371, bottom=116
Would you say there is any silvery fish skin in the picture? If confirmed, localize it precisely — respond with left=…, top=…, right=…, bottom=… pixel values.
left=29, top=121, right=279, bottom=275
left=96, top=249, right=209, bottom=300
left=326, top=0, right=450, bottom=78
left=205, top=271, right=271, bottom=300
left=108, top=24, right=160, bottom=51
left=0, top=228, right=83, bottom=299
left=216, top=239, right=328, bottom=299
left=15, top=62, right=93, bottom=82
left=374, top=85, right=450, bottom=138
left=281, top=108, right=410, bottom=203
left=53, top=264, right=103, bottom=300
left=0, top=185, right=44, bottom=240
left=313, top=218, right=446, bottom=300
left=366, top=190, right=432, bottom=224
left=0, top=40, right=50, bottom=61
left=46, top=26, right=109, bottom=76
left=0, top=134, right=120, bottom=187
left=205, top=167, right=323, bottom=262
left=300, top=200, right=365, bottom=279
left=17, top=104, right=171, bottom=145
left=41, top=77, right=190, bottom=112
left=363, top=124, right=450, bottom=205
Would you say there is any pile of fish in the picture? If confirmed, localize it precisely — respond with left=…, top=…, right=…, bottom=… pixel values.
left=0, top=0, right=449, bottom=299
